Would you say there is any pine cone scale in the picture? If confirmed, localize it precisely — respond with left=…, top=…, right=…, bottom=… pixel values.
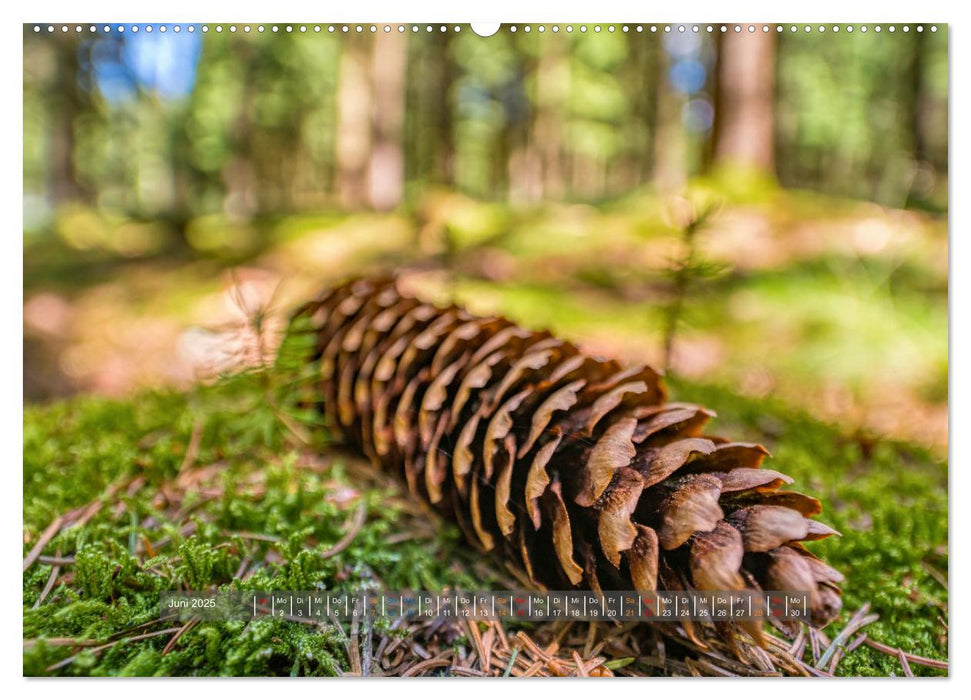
left=294, top=277, right=845, bottom=635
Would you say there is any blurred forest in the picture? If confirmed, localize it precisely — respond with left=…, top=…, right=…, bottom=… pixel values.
left=23, top=24, right=948, bottom=450
left=25, top=25, right=948, bottom=222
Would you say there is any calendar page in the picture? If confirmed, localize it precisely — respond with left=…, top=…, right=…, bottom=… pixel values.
left=20, top=8, right=950, bottom=681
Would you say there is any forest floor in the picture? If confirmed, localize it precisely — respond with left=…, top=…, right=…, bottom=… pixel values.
left=24, top=183, right=948, bottom=451
left=23, top=183, right=948, bottom=675
left=23, top=364, right=947, bottom=676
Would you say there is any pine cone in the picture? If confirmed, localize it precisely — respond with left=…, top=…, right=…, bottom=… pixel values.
left=290, top=277, right=843, bottom=634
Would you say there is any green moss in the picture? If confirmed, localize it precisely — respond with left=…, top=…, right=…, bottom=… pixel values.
left=23, top=360, right=947, bottom=676
left=23, top=370, right=493, bottom=676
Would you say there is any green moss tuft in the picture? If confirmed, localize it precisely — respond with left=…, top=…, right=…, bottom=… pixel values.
left=23, top=364, right=946, bottom=676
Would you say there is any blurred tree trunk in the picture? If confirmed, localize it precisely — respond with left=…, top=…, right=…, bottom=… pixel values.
left=653, top=49, right=686, bottom=192
left=909, top=30, right=929, bottom=165
left=165, top=106, right=197, bottom=244
left=510, top=55, right=541, bottom=202
left=369, top=33, right=406, bottom=211
left=404, top=33, right=454, bottom=189
left=494, top=75, right=524, bottom=198
left=535, top=47, right=567, bottom=200
left=494, top=120, right=512, bottom=198
left=430, top=33, right=456, bottom=185
left=48, top=36, right=88, bottom=204
left=224, top=38, right=259, bottom=218
left=912, top=30, right=947, bottom=179
left=336, top=36, right=373, bottom=209
left=625, top=34, right=659, bottom=188
left=712, top=30, right=776, bottom=172
left=496, top=45, right=531, bottom=199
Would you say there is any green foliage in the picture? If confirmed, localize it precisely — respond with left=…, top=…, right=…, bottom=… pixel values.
left=23, top=25, right=948, bottom=249
left=776, top=29, right=948, bottom=208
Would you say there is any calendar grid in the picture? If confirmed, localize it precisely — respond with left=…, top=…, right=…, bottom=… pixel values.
left=162, top=590, right=810, bottom=623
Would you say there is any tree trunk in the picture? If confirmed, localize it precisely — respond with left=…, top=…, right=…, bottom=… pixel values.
left=369, top=32, right=406, bottom=211
left=336, top=36, right=373, bottom=209
left=653, top=48, right=687, bottom=192
left=624, top=34, right=659, bottom=189
left=223, top=39, right=259, bottom=218
left=509, top=54, right=540, bottom=202
left=910, top=30, right=929, bottom=165
left=712, top=31, right=776, bottom=173
left=532, top=39, right=567, bottom=200
left=404, top=33, right=454, bottom=189
left=430, top=33, right=456, bottom=186
left=47, top=35, right=87, bottom=205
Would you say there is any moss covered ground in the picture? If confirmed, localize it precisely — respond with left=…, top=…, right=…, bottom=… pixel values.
left=22, top=185, right=948, bottom=676
left=22, top=358, right=948, bottom=676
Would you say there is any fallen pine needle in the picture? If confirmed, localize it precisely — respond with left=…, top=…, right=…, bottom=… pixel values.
left=178, top=420, right=204, bottom=473
left=23, top=516, right=65, bottom=572
left=817, top=605, right=879, bottom=669
left=46, top=627, right=183, bottom=672
left=863, top=639, right=948, bottom=671
left=162, top=616, right=200, bottom=655
left=503, top=647, right=519, bottom=677
left=321, top=502, right=367, bottom=559
left=897, top=649, right=914, bottom=677
left=32, top=550, right=62, bottom=609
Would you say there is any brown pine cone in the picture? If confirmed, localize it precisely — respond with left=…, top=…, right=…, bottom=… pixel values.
left=289, top=276, right=843, bottom=633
